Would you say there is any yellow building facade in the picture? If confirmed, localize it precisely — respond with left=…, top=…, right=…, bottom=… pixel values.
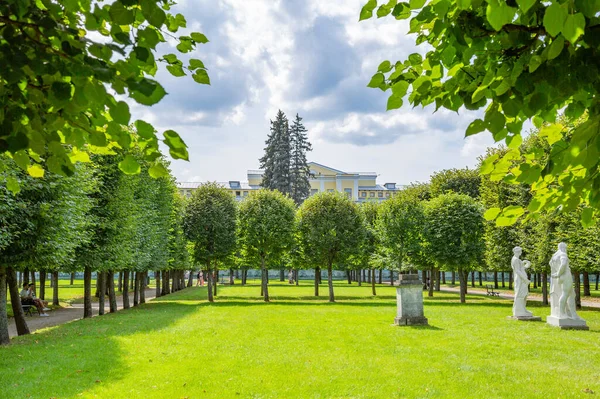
left=177, top=162, right=403, bottom=201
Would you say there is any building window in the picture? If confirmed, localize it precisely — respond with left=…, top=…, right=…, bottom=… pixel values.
left=361, top=192, right=367, bottom=198
left=386, top=192, right=390, bottom=197
left=236, top=191, right=241, bottom=196
left=243, top=191, right=248, bottom=196
left=344, top=188, right=352, bottom=198
left=370, top=192, right=375, bottom=197
left=327, top=189, right=334, bottom=193
left=311, top=189, right=318, bottom=196
left=378, top=192, right=383, bottom=198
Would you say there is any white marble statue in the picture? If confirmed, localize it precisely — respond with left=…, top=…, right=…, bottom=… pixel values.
left=549, top=242, right=582, bottom=320
left=511, top=247, right=533, bottom=318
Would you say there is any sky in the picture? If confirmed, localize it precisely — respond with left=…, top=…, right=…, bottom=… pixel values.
left=130, top=0, right=498, bottom=185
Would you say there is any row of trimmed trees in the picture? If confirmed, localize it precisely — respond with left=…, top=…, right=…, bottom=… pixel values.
left=0, top=153, right=191, bottom=345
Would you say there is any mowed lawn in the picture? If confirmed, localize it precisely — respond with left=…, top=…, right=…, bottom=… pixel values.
left=1, top=281, right=599, bottom=399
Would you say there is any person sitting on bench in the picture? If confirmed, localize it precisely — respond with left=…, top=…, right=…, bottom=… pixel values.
left=29, top=283, right=49, bottom=309
left=20, top=283, right=49, bottom=316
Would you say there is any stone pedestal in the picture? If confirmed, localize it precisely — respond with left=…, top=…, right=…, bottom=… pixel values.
left=506, top=316, right=542, bottom=322
left=546, top=316, right=589, bottom=330
left=394, top=274, right=428, bottom=326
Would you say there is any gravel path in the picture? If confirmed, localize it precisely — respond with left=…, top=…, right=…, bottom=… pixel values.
left=8, top=288, right=157, bottom=338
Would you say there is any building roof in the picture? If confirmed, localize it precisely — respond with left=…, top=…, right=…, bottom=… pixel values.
left=177, top=182, right=258, bottom=190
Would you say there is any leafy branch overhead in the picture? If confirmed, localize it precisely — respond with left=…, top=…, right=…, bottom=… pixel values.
left=361, top=0, right=600, bottom=225
left=0, top=0, right=210, bottom=190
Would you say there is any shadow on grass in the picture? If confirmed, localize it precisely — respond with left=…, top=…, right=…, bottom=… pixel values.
left=1, top=300, right=201, bottom=398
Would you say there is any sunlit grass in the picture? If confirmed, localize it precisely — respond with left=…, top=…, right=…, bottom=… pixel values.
left=1, top=281, right=599, bottom=398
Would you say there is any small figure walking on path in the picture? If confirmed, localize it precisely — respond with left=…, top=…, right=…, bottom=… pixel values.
left=198, top=271, right=204, bottom=287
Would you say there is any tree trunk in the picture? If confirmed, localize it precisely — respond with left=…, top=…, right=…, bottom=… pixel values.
left=155, top=270, right=161, bottom=298
left=436, top=271, right=441, bottom=291
left=478, top=271, right=482, bottom=286
left=362, top=269, right=366, bottom=284
left=493, top=271, right=498, bottom=289
left=314, top=267, right=320, bottom=296
left=371, top=269, right=376, bottom=296
left=508, top=271, right=513, bottom=290
left=229, top=268, right=234, bottom=285
left=451, top=271, right=455, bottom=285
left=123, top=270, right=130, bottom=310
left=161, top=270, right=168, bottom=295
left=118, top=272, right=123, bottom=292
left=574, top=271, right=581, bottom=309
left=471, top=271, right=475, bottom=288
left=428, top=268, right=435, bottom=297
left=541, top=272, right=548, bottom=306
left=39, top=269, right=46, bottom=300
left=457, top=269, right=467, bottom=303
left=596, top=272, right=599, bottom=291
left=107, top=270, right=117, bottom=313
left=30, top=270, right=36, bottom=294
left=133, top=272, right=139, bottom=307
left=171, top=270, right=177, bottom=292
left=378, top=269, right=383, bottom=284
left=52, top=271, right=59, bottom=306
left=533, top=272, right=537, bottom=289
left=207, top=263, right=214, bottom=302
left=0, top=266, right=10, bottom=345
left=328, top=265, right=335, bottom=302
left=583, top=271, right=591, bottom=296
left=390, top=270, right=395, bottom=287
left=357, top=268, right=362, bottom=286
left=98, top=271, right=106, bottom=315
left=140, top=272, right=146, bottom=304
left=18, top=270, right=22, bottom=288
left=346, top=270, right=352, bottom=284
left=130, top=270, right=134, bottom=290
left=83, top=267, right=92, bottom=318
left=213, top=269, right=218, bottom=297
left=442, top=271, right=446, bottom=284
left=280, top=268, right=285, bottom=282
left=295, top=269, right=299, bottom=285
left=23, top=268, right=29, bottom=286
left=262, top=258, right=269, bottom=302
left=501, top=272, right=505, bottom=288
left=242, top=269, right=247, bottom=285
left=7, top=267, right=30, bottom=336
left=70, top=272, right=74, bottom=285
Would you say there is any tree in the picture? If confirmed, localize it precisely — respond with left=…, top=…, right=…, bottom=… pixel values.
left=424, top=194, right=484, bottom=303
left=183, top=183, right=237, bottom=302
left=0, top=0, right=210, bottom=191
left=260, top=110, right=291, bottom=196
left=289, top=114, right=312, bottom=205
left=296, top=192, right=364, bottom=302
left=361, top=0, right=600, bottom=225
left=430, top=168, right=481, bottom=199
left=238, top=190, right=296, bottom=302
left=357, top=202, right=380, bottom=296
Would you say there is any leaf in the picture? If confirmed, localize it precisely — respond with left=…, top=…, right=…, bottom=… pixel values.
left=486, top=2, right=516, bottom=31
left=118, top=155, right=141, bottom=174
left=109, top=1, right=134, bottom=25
left=163, top=130, right=189, bottom=160
left=189, top=59, right=206, bottom=70
left=27, top=164, right=45, bottom=178
left=457, top=0, right=471, bottom=9
left=110, top=101, right=131, bottom=125
left=163, top=54, right=178, bottom=64
left=391, top=80, right=409, bottom=97
left=6, top=176, right=20, bottom=194
left=167, top=64, right=186, bottom=77
left=484, top=207, right=501, bottom=221
left=562, top=13, right=585, bottom=44
left=465, top=119, right=486, bottom=137
left=539, top=124, right=563, bottom=145
left=51, top=81, right=73, bottom=101
left=387, top=94, right=403, bottom=110
left=359, top=0, right=378, bottom=21
left=528, top=55, right=543, bottom=73
left=191, top=32, right=209, bottom=43
left=408, top=53, right=423, bottom=65
left=409, top=0, right=426, bottom=9
left=135, top=120, right=156, bottom=139
left=506, top=134, right=522, bottom=149
left=140, top=0, right=166, bottom=28
left=581, top=207, right=594, bottom=228
left=378, top=60, right=392, bottom=73
left=192, top=69, right=211, bottom=85
left=516, top=0, right=536, bottom=13
left=129, top=79, right=167, bottom=105
left=546, top=35, right=565, bottom=60
left=543, top=2, right=567, bottom=37
left=486, top=110, right=506, bottom=134
left=148, top=162, right=169, bottom=178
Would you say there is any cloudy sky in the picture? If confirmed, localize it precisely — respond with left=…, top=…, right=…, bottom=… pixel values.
left=131, top=0, right=497, bottom=185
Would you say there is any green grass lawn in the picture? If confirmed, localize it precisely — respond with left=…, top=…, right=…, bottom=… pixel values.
left=1, top=281, right=599, bottom=398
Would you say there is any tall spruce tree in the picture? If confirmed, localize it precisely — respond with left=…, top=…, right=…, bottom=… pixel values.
left=259, top=110, right=291, bottom=196
left=289, top=114, right=312, bottom=205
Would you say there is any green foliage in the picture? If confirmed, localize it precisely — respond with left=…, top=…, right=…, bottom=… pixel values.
left=260, top=110, right=292, bottom=195
left=0, top=0, right=209, bottom=186
left=352, top=201, right=380, bottom=270
left=183, top=182, right=237, bottom=269
left=424, top=193, right=484, bottom=270
left=238, top=189, right=296, bottom=268
left=289, top=114, right=312, bottom=206
left=430, top=168, right=480, bottom=199
left=297, top=192, right=364, bottom=269
left=361, top=0, right=600, bottom=224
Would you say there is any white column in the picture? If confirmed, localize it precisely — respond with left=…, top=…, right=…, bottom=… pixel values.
left=336, top=177, right=342, bottom=193
left=353, top=179, right=358, bottom=200
left=320, top=179, right=325, bottom=192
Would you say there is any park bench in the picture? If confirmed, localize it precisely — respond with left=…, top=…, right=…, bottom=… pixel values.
left=21, top=304, right=35, bottom=316
left=486, top=284, right=500, bottom=297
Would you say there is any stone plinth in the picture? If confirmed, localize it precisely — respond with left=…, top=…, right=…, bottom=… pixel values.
left=546, top=316, right=589, bottom=330
left=394, top=274, right=428, bottom=326
left=506, top=316, right=542, bottom=322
